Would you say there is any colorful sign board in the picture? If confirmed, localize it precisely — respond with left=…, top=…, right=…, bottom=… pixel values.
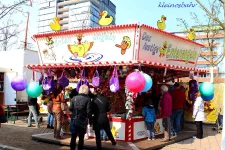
left=87, top=119, right=126, bottom=141
left=36, top=27, right=136, bottom=65
left=133, top=118, right=163, bottom=140
left=138, top=26, right=202, bottom=69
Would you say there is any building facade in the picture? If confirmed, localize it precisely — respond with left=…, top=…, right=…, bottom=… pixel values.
left=172, top=28, right=225, bottom=82
left=38, top=0, right=116, bottom=33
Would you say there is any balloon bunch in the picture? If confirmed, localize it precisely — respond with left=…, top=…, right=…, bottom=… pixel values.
left=199, top=82, right=214, bottom=101
left=125, top=71, right=153, bottom=93
left=124, top=70, right=153, bottom=120
left=11, top=75, right=43, bottom=98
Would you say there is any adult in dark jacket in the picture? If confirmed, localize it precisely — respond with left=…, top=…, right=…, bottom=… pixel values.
left=27, top=97, right=39, bottom=128
left=92, top=88, right=116, bottom=150
left=69, top=85, right=92, bottom=150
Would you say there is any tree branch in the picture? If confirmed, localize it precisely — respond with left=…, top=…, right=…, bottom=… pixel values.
left=0, top=0, right=26, bottom=20
left=195, top=0, right=225, bottom=29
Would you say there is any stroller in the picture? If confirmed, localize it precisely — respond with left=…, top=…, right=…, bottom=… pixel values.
left=216, top=108, right=223, bottom=133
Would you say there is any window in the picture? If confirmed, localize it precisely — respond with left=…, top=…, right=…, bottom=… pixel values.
left=39, top=13, right=56, bottom=21
left=0, top=73, right=4, bottom=92
left=40, top=2, right=50, bottom=8
left=39, top=7, right=55, bottom=15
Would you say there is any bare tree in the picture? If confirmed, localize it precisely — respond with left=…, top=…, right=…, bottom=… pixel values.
left=177, top=0, right=225, bottom=83
left=0, top=0, right=30, bottom=51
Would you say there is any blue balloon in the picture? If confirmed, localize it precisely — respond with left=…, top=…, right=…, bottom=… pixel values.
left=141, top=73, right=153, bottom=92
left=201, top=93, right=214, bottom=102
left=199, top=82, right=214, bottom=96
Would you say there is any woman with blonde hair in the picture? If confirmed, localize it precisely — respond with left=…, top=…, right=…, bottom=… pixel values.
left=69, top=84, right=92, bottom=150
left=192, top=91, right=205, bottom=139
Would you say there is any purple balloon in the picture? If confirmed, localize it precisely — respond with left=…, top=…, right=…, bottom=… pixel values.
left=11, top=76, right=27, bottom=91
left=125, top=72, right=146, bottom=93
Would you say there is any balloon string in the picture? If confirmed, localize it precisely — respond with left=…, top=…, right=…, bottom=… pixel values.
left=33, top=70, right=35, bottom=81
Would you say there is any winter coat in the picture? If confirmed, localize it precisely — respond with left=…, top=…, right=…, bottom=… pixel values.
left=160, top=92, right=172, bottom=118
left=69, top=93, right=92, bottom=124
left=92, top=94, right=111, bottom=130
left=142, top=105, right=156, bottom=123
left=28, top=97, right=37, bottom=106
left=193, top=97, right=205, bottom=121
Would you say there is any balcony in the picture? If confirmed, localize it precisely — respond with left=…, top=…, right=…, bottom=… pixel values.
left=197, top=60, right=210, bottom=65
left=57, top=13, right=69, bottom=18
left=59, top=20, right=69, bottom=24
left=200, top=51, right=217, bottom=56
left=57, top=0, right=82, bottom=7
left=57, top=7, right=69, bottom=13
left=195, top=33, right=224, bottom=39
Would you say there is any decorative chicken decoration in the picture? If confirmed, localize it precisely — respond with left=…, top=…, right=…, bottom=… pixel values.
left=115, top=36, right=131, bottom=55
left=45, top=37, right=54, bottom=46
left=67, top=34, right=94, bottom=58
left=99, top=10, right=113, bottom=26
left=188, top=28, right=196, bottom=40
left=50, top=17, right=61, bottom=31
left=111, top=126, right=118, bottom=138
left=159, top=41, right=168, bottom=57
left=157, top=15, right=167, bottom=30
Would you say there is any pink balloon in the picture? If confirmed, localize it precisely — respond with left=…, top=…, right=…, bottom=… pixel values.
left=125, top=72, right=146, bottom=93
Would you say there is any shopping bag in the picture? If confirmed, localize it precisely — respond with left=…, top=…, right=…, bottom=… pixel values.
left=76, top=70, right=89, bottom=92
left=92, top=70, right=100, bottom=87
left=58, top=70, right=69, bottom=88
left=109, top=67, right=119, bottom=92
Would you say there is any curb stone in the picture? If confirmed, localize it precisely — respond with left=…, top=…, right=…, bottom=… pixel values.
left=0, top=144, right=24, bottom=150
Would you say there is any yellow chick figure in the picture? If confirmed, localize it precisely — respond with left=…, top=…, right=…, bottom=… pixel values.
left=188, top=28, right=196, bottom=40
left=50, top=17, right=61, bottom=31
left=46, top=37, right=54, bottom=46
left=159, top=41, right=168, bottom=57
left=206, top=108, right=218, bottom=123
left=68, top=42, right=94, bottom=58
left=157, top=15, right=166, bottom=30
left=99, top=10, right=113, bottom=26
left=111, top=126, right=118, bottom=138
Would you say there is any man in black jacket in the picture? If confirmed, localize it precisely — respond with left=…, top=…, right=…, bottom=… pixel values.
left=92, top=88, right=116, bottom=150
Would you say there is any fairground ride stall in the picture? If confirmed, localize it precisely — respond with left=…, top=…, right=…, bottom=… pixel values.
left=26, top=24, right=206, bottom=142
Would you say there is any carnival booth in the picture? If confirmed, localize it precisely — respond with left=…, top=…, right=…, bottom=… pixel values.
left=24, top=24, right=206, bottom=142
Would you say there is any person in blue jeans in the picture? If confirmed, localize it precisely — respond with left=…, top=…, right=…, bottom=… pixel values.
left=100, top=129, right=108, bottom=141
left=170, top=82, right=186, bottom=136
left=142, top=98, right=156, bottom=140
left=47, top=97, right=54, bottom=129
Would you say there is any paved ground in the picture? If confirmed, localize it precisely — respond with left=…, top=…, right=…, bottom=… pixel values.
left=161, top=125, right=222, bottom=150
left=0, top=118, right=222, bottom=150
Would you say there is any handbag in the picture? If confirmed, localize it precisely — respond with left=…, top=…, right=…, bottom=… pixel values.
left=76, top=70, right=89, bottom=92
left=73, top=97, right=87, bottom=128
left=92, top=70, right=100, bottom=87
left=109, top=67, right=119, bottom=92
left=58, top=70, right=69, bottom=88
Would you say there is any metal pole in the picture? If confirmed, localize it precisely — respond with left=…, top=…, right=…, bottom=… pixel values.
left=24, top=12, right=29, bottom=50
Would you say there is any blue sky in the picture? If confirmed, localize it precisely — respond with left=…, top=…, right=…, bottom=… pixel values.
left=5, top=0, right=222, bottom=49
left=112, top=0, right=214, bottom=32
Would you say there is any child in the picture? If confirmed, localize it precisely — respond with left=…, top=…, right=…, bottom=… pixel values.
left=142, top=98, right=156, bottom=140
left=47, top=93, right=54, bottom=129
